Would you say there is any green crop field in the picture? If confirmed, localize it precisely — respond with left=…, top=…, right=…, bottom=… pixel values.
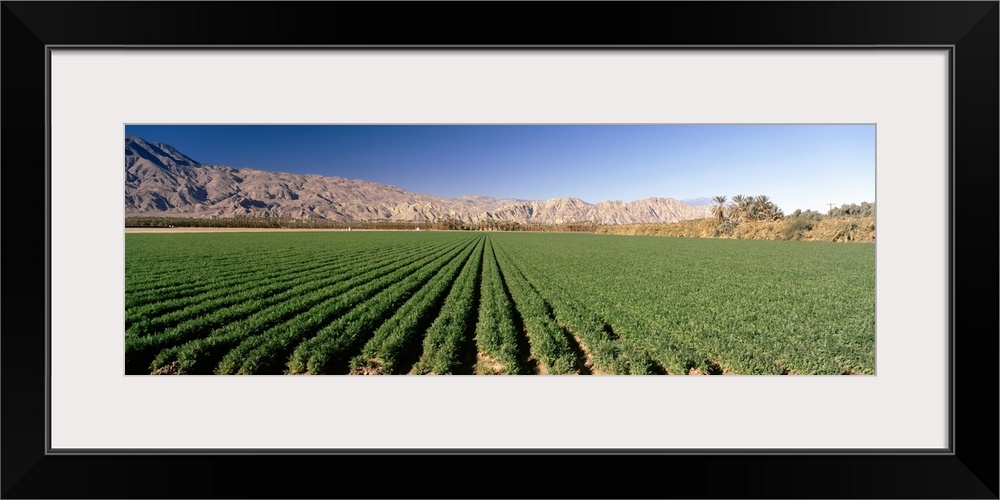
left=125, top=231, right=875, bottom=375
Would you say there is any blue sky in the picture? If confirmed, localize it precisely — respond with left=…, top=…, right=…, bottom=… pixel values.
left=125, top=124, right=875, bottom=213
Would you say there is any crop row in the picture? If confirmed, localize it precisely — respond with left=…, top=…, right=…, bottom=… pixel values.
left=470, top=238, right=528, bottom=374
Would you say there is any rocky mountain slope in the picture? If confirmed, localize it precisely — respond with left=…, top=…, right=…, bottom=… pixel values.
left=125, top=135, right=711, bottom=224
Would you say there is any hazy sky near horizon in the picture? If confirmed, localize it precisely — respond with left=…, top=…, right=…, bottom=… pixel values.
left=125, top=124, right=875, bottom=213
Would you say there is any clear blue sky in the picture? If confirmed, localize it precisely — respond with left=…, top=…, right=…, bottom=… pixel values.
left=125, top=124, right=875, bottom=212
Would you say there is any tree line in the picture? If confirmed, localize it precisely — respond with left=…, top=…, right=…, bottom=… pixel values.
left=712, top=197, right=875, bottom=222
left=124, top=216, right=600, bottom=233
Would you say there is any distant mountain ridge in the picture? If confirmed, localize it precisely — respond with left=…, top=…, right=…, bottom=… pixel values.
left=124, top=135, right=712, bottom=224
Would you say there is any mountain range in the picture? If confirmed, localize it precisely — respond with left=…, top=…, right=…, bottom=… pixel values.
left=124, top=135, right=712, bottom=225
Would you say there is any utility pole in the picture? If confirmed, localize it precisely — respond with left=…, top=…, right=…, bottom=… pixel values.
left=827, top=203, right=835, bottom=214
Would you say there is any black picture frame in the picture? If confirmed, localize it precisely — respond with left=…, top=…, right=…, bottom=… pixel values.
left=3, top=2, right=997, bottom=498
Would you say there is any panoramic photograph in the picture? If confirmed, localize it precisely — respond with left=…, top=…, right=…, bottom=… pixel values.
left=124, top=124, right=875, bottom=375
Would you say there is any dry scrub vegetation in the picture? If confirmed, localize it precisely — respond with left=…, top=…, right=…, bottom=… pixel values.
left=596, top=216, right=875, bottom=243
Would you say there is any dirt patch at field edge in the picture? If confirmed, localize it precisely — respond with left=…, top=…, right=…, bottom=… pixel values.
left=534, top=360, right=549, bottom=375
left=687, top=359, right=736, bottom=375
left=351, top=359, right=387, bottom=375
left=475, top=354, right=508, bottom=375
left=151, top=361, right=179, bottom=375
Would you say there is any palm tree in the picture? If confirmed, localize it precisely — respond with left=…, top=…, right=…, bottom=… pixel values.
left=749, top=195, right=771, bottom=221
left=712, top=195, right=727, bottom=221
left=730, top=194, right=746, bottom=220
